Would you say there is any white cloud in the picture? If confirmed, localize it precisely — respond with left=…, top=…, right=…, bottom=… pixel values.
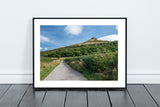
left=44, top=48, right=48, bottom=50
left=40, top=35, right=51, bottom=42
left=98, top=35, right=118, bottom=41
left=64, top=25, right=82, bottom=35
left=40, top=47, right=42, bottom=50
left=116, top=25, right=118, bottom=30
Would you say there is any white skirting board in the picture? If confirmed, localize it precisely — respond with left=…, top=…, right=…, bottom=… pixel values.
left=127, top=74, right=160, bottom=84
left=0, top=74, right=33, bottom=84
left=0, top=74, right=160, bottom=84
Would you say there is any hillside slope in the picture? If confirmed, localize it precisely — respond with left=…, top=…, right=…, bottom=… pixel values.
left=41, top=37, right=118, bottom=58
left=40, top=37, right=118, bottom=80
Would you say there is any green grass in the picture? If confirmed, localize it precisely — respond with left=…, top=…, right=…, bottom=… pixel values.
left=40, top=56, right=57, bottom=62
left=40, top=59, right=62, bottom=80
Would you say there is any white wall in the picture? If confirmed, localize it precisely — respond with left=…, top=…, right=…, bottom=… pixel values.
left=0, top=0, right=160, bottom=83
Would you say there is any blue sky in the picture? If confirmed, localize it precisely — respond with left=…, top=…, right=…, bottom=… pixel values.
left=40, top=25, right=118, bottom=51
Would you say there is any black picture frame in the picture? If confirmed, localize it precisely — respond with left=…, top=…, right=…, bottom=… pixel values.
left=33, top=17, right=127, bottom=89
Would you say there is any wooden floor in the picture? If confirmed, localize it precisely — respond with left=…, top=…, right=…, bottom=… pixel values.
left=0, top=84, right=160, bottom=107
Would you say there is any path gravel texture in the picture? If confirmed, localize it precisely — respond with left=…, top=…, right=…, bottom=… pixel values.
left=44, top=61, right=87, bottom=80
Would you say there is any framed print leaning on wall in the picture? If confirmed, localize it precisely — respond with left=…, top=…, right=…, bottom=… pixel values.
left=33, top=18, right=127, bottom=89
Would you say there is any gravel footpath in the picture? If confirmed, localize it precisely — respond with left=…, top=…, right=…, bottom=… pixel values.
left=44, top=61, right=87, bottom=80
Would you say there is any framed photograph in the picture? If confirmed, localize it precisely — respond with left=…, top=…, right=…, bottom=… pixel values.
left=33, top=18, right=127, bottom=88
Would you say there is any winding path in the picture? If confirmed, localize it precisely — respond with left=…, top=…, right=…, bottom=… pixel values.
left=44, top=61, right=87, bottom=80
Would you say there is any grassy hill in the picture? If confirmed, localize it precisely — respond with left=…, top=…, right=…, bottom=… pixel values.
left=40, top=37, right=118, bottom=80
left=41, top=38, right=117, bottom=58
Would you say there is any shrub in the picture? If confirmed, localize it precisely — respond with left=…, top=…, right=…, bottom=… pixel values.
left=65, top=52, right=118, bottom=80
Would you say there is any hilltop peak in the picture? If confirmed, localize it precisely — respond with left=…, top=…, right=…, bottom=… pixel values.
left=88, top=37, right=98, bottom=41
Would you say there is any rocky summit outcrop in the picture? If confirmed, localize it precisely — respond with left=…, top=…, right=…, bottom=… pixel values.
left=87, top=37, right=98, bottom=41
